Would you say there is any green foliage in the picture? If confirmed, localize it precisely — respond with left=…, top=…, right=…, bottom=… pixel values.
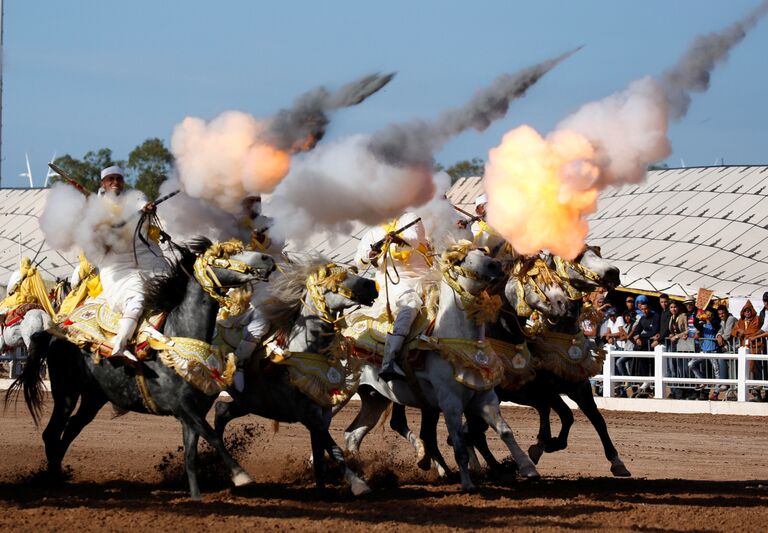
left=50, top=139, right=172, bottom=200
left=51, top=148, right=122, bottom=193
left=127, top=138, right=173, bottom=201
left=443, top=157, right=485, bottom=183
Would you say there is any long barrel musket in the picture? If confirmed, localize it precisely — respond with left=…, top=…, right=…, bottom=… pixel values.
left=370, top=216, right=423, bottom=253
left=47, top=163, right=91, bottom=196
left=452, top=204, right=483, bottom=226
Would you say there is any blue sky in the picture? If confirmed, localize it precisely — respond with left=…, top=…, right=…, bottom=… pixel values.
left=1, top=0, right=766, bottom=188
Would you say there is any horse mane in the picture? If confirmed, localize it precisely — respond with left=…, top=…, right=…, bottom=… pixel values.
left=261, top=256, right=330, bottom=333
left=143, top=237, right=212, bottom=313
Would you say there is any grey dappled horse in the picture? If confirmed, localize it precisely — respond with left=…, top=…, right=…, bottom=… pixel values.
left=214, top=260, right=377, bottom=496
left=343, top=247, right=553, bottom=492
left=6, top=238, right=275, bottom=499
left=462, top=246, right=632, bottom=477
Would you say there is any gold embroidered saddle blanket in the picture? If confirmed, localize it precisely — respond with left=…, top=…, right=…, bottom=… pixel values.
left=55, top=300, right=235, bottom=395
left=529, top=331, right=605, bottom=382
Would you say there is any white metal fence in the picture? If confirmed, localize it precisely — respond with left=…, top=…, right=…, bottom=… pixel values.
left=598, top=344, right=768, bottom=402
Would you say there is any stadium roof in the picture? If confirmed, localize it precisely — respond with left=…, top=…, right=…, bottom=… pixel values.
left=447, top=165, right=768, bottom=299
left=4, top=164, right=767, bottom=300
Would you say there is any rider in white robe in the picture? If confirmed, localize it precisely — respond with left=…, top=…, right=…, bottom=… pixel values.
left=91, top=166, right=166, bottom=362
left=224, top=196, right=285, bottom=391
left=470, top=194, right=508, bottom=257
left=355, top=212, right=432, bottom=381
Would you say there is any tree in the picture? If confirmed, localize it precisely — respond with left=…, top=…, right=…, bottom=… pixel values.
left=443, top=157, right=485, bottom=184
left=126, top=138, right=173, bottom=201
left=51, top=148, right=123, bottom=193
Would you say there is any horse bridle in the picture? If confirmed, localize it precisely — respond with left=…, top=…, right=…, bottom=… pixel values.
left=304, top=263, right=357, bottom=327
left=193, top=245, right=265, bottom=316
left=552, top=245, right=604, bottom=299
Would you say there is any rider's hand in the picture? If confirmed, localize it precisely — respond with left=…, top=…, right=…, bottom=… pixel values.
left=141, top=202, right=156, bottom=214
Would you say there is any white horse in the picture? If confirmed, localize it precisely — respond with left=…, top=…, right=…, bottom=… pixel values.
left=0, top=309, right=52, bottom=355
left=343, top=246, right=568, bottom=492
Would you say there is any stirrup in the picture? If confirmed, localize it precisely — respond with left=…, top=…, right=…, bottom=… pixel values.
left=379, top=361, right=406, bottom=382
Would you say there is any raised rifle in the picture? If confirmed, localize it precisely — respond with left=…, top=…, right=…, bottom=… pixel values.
left=47, top=163, right=91, bottom=196
left=370, top=217, right=422, bottom=254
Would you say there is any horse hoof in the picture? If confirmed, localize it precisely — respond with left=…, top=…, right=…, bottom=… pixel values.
left=232, top=471, right=254, bottom=487
left=461, top=483, right=478, bottom=494
left=417, top=453, right=432, bottom=471
left=350, top=478, right=372, bottom=497
left=520, top=464, right=540, bottom=480
left=611, top=464, right=632, bottom=477
left=527, top=444, right=543, bottom=465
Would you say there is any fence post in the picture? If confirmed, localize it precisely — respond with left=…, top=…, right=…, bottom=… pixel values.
left=603, top=345, right=612, bottom=398
left=654, top=345, right=664, bottom=399
left=737, top=346, right=748, bottom=402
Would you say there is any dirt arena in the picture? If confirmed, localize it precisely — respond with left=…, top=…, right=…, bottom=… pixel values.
left=1, top=397, right=767, bottom=532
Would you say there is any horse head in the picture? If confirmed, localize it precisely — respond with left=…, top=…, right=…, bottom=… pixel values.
left=440, top=241, right=504, bottom=296
left=195, top=240, right=275, bottom=288
left=305, top=263, right=378, bottom=319
left=505, top=255, right=569, bottom=318
left=551, top=245, right=621, bottom=292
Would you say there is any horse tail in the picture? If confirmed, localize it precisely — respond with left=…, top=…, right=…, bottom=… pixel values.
left=4, top=331, right=51, bottom=427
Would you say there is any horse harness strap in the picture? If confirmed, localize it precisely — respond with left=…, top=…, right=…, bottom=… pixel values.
left=134, top=369, right=161, bottom=415
left=192, top=245, right=255, bottom=318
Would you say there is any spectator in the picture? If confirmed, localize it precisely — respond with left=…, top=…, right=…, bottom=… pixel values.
left=601, top=308, right=627, bottom=350
left=684, top=298, right=702, bottom=352
left=713, top=305, right=736, bottom=399
left=667, top=301, right=689, bottom=399
left=634, top=294, right=648, bottom=318
left=716, top=305, right=737, bottom=352
left=732, top=300, right=763, bottom=400
left=630, top=300, right=660, bottom=396
left=689, top=309, right=717, bottom=400
left=625, top=295, right=637, bottom=318
left=652, top=293, right=671, bottom=349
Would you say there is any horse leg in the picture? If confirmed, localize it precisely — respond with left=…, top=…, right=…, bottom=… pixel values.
left=437, top=392, right=476, bottom=492
left=181, top=422, right=202, bottom=499
left=177, top=407, right=254, bottom=490
left=42, top=353, right=82, bottom=478
left=42, top=392, right=79, bottom=478
left=389, top=403, right=426, bottom=467
left=343, top=387, right=389, bottom=455
left=545, top=394, right=574, bottom=453
left=304, top=405, right=371, bottom=496
left=418, top=408, right=451, bottom=476
left=57, top=389, right=108, bottom=462
left=569, top=380, right=631, bottom=477
left=472, top=392, right=539, bottom=480
left=466, top=413, right=501, bottom=473
left=214, top=399, right=248, bottom=440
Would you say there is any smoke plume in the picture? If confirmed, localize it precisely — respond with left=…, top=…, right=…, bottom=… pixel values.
left=270, top=51, right=574, bottom=242
left=171, top=73, right=394, bottom=213
left=369, top=48, right=580, bottom=167
left=41, top=184, right=148, bottom=263
left=485, top=2, right=768, bottom=259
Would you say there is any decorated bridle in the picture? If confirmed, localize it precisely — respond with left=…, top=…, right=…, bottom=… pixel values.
left=551, top=245, right=604, bottom=300
left=304, top=263, right=356, bottom=327
left=508, top=256, right=566, bottom=318
left=193, top=240, right=262, bottom=317
left=441, top=241, right=502, bottom=325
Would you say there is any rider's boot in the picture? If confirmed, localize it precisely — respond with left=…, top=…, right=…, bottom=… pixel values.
left=379, top=333, right=406, bottom=381
left=233, top=339, right=259, bottom=392
left=110, top=317, right=139, bottom=363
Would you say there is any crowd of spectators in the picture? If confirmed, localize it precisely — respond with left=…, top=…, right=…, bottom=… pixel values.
left=586, top=291, right=768, bottom=401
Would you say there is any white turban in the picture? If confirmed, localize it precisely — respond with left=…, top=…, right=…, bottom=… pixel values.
left=101, top=165, right=124, bottom=180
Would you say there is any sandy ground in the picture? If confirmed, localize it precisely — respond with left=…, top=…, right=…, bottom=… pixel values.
left=1, top=397, right=767, bottom=532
